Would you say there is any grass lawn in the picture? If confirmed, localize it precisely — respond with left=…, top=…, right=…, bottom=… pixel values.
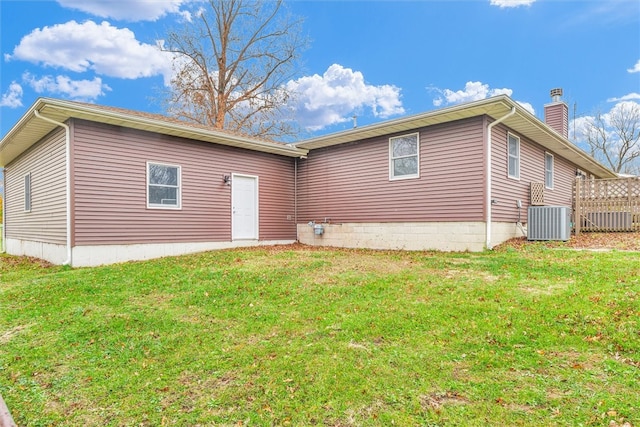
left=0, top=243, right=638, bottom=426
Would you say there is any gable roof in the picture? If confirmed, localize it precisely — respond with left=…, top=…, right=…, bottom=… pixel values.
left=295, top=95, right=617, bottom=179
left=0, top=98, right=308, bottom=166
left=1, top=96, right=617, bottom=179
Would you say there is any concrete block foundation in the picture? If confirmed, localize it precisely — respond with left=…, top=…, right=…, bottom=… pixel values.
left=297, top=221, right=525, bottom=252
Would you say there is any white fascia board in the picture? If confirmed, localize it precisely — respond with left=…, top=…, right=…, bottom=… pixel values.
left=295, top=96, right=515, bottom=150
left=1, top=98, right=308, bottom=166
left=41, top=99, right=309, bottom=158
left=296, top=95, right=616, bottom=178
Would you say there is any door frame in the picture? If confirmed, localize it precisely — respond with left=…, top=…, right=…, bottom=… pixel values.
left=231, top=173, right=259, bottom=240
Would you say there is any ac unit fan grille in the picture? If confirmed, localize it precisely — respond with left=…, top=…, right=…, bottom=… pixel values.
left=527, top=206, right=571, bottom=241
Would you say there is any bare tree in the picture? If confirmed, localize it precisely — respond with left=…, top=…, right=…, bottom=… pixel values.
left=576, top=101, right=640, bottom=174
left=162, top=0, right=306, bottom=139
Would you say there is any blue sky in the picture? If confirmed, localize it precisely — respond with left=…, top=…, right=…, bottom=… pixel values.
left=1, top=0, right=639, bottom=141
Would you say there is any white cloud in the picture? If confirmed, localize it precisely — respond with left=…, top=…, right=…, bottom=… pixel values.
left=56, top=0, right=191, bottom=22
left=607, top=93, right=640, bottom=102
left=489, top=0, right=536, bottom=8
left=0, top=82, right=24, bottom=108
left=516, top=101, right=535, bottom=115
left=6, top=20, right=174, bottom=85
left=431, top=81, right=535, bottom=114
left=627, top=60, right=640, bottom=73
left=571, top=101, right=640, bottom=140
left=286, top=64, right=405, bottom=131
left=432, top=81, right=512, bottom=106
left=571, top=100, right=640, bottom=173
left=22, top=72, right=110, bottom=101
left=598, top=101, right=640, bottom=124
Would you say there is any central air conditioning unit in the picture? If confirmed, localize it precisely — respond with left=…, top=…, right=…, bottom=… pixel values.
left=527, top=206, right=571, bottom=241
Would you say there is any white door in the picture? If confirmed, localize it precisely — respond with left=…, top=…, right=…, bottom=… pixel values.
left=232, top=174, right=258, bottom=240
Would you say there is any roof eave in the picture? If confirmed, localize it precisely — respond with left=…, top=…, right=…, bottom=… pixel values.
left=502, top=102, right=617, bottom=179
left=0, top=98, right=308, bottom=166
left=294, top=95, right=516, bottom=150
left=295, top=95, right=617, bottom=179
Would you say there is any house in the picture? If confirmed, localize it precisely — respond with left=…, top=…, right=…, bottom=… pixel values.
left=0, top=92, right=616, bottom=266
left=294, top=89, right=616, bottom=251
left=0, top=98, right=308, bottom=266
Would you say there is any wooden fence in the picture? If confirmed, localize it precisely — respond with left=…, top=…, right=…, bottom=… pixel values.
left=574, top=177, right=640, bottom=234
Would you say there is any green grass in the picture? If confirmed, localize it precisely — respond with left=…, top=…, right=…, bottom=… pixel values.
left=1, top=244, right=638, bottom=426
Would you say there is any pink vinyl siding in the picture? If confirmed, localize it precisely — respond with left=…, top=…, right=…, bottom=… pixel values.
left=297, top=117, right=486, bottom=223
left=4, top=128, right=67, bottom=244
left=71, top=120, right=295, bottom=245
left=490, top=123, right=577, bottom=222
left=544, top=103, right=569, bottom=138
left=544, top=155, right=578, bottom=205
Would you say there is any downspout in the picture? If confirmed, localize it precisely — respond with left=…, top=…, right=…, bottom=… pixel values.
left=33, top=110, right=72, bottom=266
left=485, top=106, right=516, bottom=250
left=294, top=155, right=307, bottom=242
left=1, top=168, right=5, bottom=253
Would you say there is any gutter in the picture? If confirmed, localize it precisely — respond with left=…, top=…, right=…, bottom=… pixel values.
left=38, top=98, right=309, bottom=159
left=485, top=106, right=516, bottom=250
left=33, top=110, right=72, bottom=266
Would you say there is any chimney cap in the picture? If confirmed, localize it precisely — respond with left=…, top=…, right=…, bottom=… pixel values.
left=550, top=88, right=563, bottom=101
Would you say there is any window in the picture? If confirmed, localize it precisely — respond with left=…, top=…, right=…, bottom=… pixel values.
left=147, top=162, right=181, bottom=209
left=508, top=134, right=520, bottom=179
left=24, top=173, right=31, bottom=212
left=545, top=152, right=554, bottom=189
left=389, top=133, right=419, bottom=180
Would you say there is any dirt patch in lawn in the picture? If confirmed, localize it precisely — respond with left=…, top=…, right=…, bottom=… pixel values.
left=0, top=324, right=34, bottom=344
left=495, top=232, right=640, bottom=251
left=257, top=235, right=640, bottom=254
left=420, top=391, right=468, bottom=411
left=0, top=254, right=54, bottom=270
left=239, top=243, right=423, bottom=277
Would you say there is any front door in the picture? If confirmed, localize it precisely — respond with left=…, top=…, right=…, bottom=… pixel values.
left=232, top=174, right=258, bottom=240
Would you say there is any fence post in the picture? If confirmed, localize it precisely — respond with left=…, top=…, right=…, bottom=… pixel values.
left=629, top=178, right=633, bottom=214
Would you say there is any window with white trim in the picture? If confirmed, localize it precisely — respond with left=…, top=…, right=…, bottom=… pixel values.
left=507, top=134, right=520, bottom=180
left=24, top=173, right=31, bottom=212
left=389, top=133, right=419, bottom=180
left=147, top=162, right=181, bottom=209
left=545, top=152, right=554, bottom=189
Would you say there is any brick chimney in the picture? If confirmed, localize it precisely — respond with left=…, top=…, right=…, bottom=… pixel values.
left=544, top=88, right=569, bottom=138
